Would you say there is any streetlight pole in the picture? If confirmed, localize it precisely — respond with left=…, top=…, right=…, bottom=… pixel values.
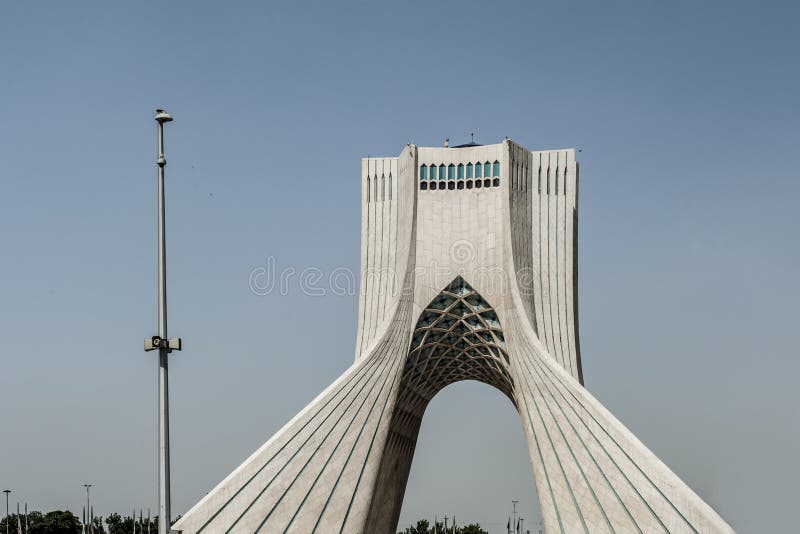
left=144, top=109, right=181, bottom=534
left=3, top=490, right=9, bottom=534
left=512, top=500, right=518, bottom=534
left=84, top=484, right=92, bottom=534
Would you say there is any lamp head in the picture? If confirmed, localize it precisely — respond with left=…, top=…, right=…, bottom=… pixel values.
left=155, top=109, right=173, bottom=123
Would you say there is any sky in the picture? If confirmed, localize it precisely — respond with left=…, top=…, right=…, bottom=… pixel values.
left=0, top=1, right=798, bottom=532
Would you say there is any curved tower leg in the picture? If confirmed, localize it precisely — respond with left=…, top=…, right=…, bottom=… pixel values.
left=173, top=300, right=414, bottom=533
left=507, top=310, right=732, bottom=534
left=363, top=409, right=421, bottom=533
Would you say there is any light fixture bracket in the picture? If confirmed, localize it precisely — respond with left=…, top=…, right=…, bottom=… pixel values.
left=144, top=336, right=182, bottom=352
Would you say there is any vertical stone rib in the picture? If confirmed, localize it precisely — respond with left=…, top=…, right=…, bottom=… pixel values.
left=547, top=152, right=564, bottom=368
left=563, top=153, right=579, bottom=381
left=540, top=153, right=555, bottom=358
left=356, top=159, right=370, bottom=359
left=556, top=152, right=569, bottom=374
left=533, top=153, right=547, bottom=344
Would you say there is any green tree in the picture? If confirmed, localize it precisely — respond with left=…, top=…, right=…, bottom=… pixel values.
left=28, top=510, right=81, bottom=534
left=104, top=513, right=126, bottom=534
left=458, top=524, right=489, bottom=534
left=0, top=510, right=47, bottom=533
left=0, top=513, right=22, bottom=533
left=397, top=519, right=489, bottom=534
left=398, top=518, right=433, bottom=534
left=105, top=512, right=156, bottom=534
left=90, top=516, right=106, bottom=533
left=27, top=511, right=45, bottom=526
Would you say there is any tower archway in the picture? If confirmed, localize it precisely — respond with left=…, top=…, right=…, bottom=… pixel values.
left=396, top=380, right=541, bottom=534
left=365, top=277, right=515, bottom=531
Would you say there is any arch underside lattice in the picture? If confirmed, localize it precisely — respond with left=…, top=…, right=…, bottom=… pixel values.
left=400, top=276, right=515, bottom=410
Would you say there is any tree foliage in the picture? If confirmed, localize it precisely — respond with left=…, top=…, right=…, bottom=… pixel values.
left=31, top=510, right=82, bottom=534
left=397, top=518, right=489, bottom=534
left=0, top=510, right=159, bottom=534
left=0, top=510, right=80, bottom=534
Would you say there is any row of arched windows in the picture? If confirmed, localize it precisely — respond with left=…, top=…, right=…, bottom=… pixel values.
left=420, top=177, right=500, bottom=191
left=420, top=161, right=500, bottom=181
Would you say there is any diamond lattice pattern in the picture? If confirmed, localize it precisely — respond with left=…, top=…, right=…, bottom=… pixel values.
left=400, top=277, right=515, bottom=408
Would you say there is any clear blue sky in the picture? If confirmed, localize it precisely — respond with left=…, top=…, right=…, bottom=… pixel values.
left=1, top=2, right=798, bottom=532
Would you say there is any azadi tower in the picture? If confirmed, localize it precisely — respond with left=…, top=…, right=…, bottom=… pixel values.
left=174, top=140, right=732, bottom=533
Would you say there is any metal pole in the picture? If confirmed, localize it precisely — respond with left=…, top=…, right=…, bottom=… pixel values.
left=84, top=485, right=91, bottom=534
left=3, top=490, right=10, bottom=534
left=155, top=109, right=173, bottom=534
left=512, top=500, right=518, bottom=534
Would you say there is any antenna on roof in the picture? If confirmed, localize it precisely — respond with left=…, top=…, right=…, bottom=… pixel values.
left=444, top=137, right=449, bottom=148
left=470, top=132, right=474, bottom=143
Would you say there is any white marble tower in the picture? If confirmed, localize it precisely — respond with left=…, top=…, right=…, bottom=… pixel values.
left=174, top=140, right=733, bottom=533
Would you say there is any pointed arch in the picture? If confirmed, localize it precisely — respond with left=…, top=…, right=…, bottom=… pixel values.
left=399, top=276, right=514, bottom=407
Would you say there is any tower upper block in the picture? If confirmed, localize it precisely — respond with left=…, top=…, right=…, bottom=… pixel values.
left=356, top=140, right=583, bottom=383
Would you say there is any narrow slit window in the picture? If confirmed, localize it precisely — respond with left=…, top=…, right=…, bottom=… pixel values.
left=537, top=168, right=541, bottom=194
left=546, top=168, right=550, bottom=195
left=555, top=169, right=559, bottom=195
left=439, top=164, right=446, bottom=180
left=475, top=162, right=482, bottom=178
left=430, top=165, right=437, bottom=180
left=420, top=164, right=428, bottom=180
left=484, top=162, right=491, bottom=178
left=493, top=161, right=500, bottom=177
left=457, top=163, right=464, bottom=179
left=466, top=163, right=473, bottom=178
left=448, top=164, right=455, bottom=180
